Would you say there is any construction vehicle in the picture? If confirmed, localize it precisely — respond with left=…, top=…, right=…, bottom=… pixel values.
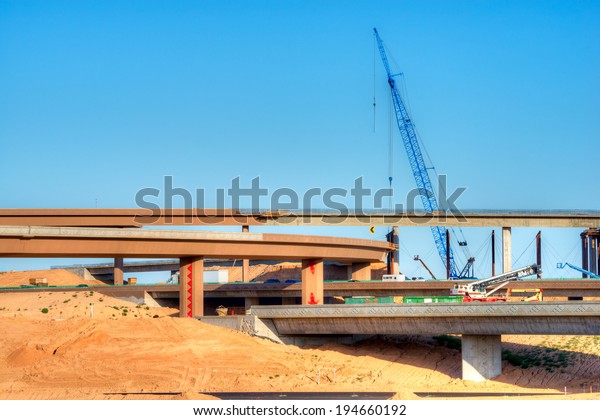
left=413, top=255, right=437, bottom=280
left=382, top=274, right=407, bottom=281
left=29, top=277, right=48, bottom=286
left=450, top=264, right=541, bottom=302
left=556, top=262, right=600, bottom=279
left=506, top=288, right=543, bottom=301
left=374, top=28, right=474, bottom=279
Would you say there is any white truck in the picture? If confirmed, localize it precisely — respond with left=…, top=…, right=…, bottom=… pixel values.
left=382, top=274, right=407, bottom=282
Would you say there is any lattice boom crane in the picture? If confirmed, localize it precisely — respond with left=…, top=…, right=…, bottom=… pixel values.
left=374, top=27, right=460, bottom=278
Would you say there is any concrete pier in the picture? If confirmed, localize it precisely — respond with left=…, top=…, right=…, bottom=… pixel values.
left=242, top=225, right=250, bottom=282
left=301, top=258, right=323, bottom=304
left=179, top=257, right=204, bottom=317
left=114, top=257, right=124, bottom=285
left=461, top=335, right=502, bottom=382
left=351, top=262, right=372, bottom=281
left=245, top=297, right=259, bottom=310
left=502, top=227, right=512, bottom=273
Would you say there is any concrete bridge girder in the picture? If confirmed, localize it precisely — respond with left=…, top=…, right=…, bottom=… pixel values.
left=2, top=208, right=600, bottom=228
left=247, top=303, right=600, bottom=381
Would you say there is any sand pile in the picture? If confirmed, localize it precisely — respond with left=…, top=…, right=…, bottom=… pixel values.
left=0, top=290, right=599, bottom=400
left=0, top=269, right=106, bottom=287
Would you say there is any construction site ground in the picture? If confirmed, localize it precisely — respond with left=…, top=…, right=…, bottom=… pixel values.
left=0, top=269, right=599, bottom=400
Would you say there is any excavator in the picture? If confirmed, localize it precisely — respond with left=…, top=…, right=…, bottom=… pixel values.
left=450, top=264, right=541, bottom=302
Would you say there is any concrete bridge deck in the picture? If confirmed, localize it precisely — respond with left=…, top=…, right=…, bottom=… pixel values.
left=0, top=225, right=389, bottom=262
left=249, top=302, right=600, bottom=336
left=1, top=208, right=599, bottom=227
left=204, top=302, right=600, bottom=383
left=1, top=280, right=597, bottom=299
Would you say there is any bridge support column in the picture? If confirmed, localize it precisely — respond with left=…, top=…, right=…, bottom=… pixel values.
left=179, top=257, right=204, bottom=318
left=242, top=259, right=250, bottom=282
left=461, top=335, right=502, bottom=382
left=581, top=232, right=589, bottom=278
left=114, top=257, right=124, bottom=285
left=590, top=236, right=598, bottom=276
left=245, top=297, right=259, bottom=310
left=351, top=262, right=372, bottom=281
left=502, top=227, right=512, bottom=273
left=301, top=258, right=323, bottom=305
left=386, top=227, right=400, bottom=275
left=242, top=225, right=250, bottom=282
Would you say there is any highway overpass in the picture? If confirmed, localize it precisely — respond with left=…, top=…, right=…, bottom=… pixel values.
left=1, top=208, right=599, bottom=228
left=0, top=225, right=391, bottom=316
left=2, top=280, right=597, bottom=299
left=203, top=302, right=600, bottom=382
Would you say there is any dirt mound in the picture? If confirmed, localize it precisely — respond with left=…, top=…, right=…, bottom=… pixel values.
left=7, top=344, right=49, bottom=366
left=0, top=290, right=177, bottom=320
left=0, top=269, right=106, bottom=287
left=0, top=287, right=599, bottom=400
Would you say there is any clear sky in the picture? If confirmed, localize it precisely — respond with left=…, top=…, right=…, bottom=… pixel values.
left=1, top=1, right=598, bottom=280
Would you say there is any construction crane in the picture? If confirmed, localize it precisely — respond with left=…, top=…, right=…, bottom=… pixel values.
left=451, top=264, right=541, bottom=302
left=413, top=255, right=437, bottom=280
left=373, top=28, right=471, bottom=279
left=556, top=262, right=600, bottom=279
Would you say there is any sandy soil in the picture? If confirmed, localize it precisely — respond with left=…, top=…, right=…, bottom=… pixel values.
left=0, top=272, right=599, bottom=400
left=0, top=269, right=107, bottom=287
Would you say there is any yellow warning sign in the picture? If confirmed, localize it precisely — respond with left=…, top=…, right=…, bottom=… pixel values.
left=369, top=226, right=375, bottom=234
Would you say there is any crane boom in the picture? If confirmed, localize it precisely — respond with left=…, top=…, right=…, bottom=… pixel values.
left=451, top=264, right=541, bottom=298
left=373, top=28, right=460, bottom=278
left=413, top=255, right=437, bottom=279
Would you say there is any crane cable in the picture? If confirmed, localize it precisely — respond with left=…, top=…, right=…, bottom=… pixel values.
left=397, top=73, right=473, bottom=265
left=373, top=32, right=377, bottom=133
left=413, top=120, right=472, bottom=264
left=378, top=34, right=473, bottom=274
left=543, top=237, right=565, bottom=278
left=564, top=237, right=582, bottom=262
left=512, top=235, right=537, bottom=267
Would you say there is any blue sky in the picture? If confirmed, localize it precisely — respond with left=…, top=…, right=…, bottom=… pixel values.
left=1, top=1, right=598, bottom=281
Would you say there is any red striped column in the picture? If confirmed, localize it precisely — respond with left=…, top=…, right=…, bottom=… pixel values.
left=179, top=257, right=204, bottom=317
left=301, top=258, right=323, bottom=305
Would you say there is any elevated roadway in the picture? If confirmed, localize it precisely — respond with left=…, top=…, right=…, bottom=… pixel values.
left=0, top=226, right=389, bottom=262
left=0, top=225, right=391, bottom=315
left=1, top=280, right=597, bottom=299
left=1, top=208, right=599, bottom=228
left=249, top=302, right=600, bottom=336
left=238, top=302, right=600, bottom=382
